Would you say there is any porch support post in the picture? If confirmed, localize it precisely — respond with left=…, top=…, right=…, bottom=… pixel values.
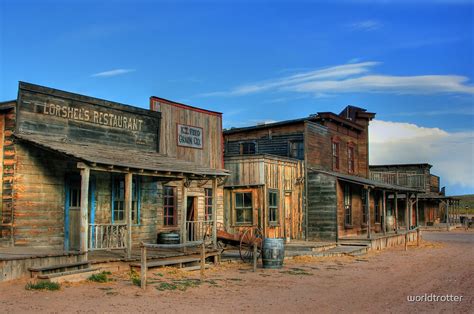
left=382, top=190, right=387, bottom=235
left=125, top=172, right=133, bottom=259
left=181, top=180, right=188, bottom=244
left=79, top=165, right=90, bottom=256
left=446, top=199, right=450, bottom=231
left=366, top=187, right=371, bottom=239
left=394, top=192, right=399, bottom=234
left=405, top=193, right=410, bottom=231
left=212, top=178, right=218, bottom=249
left=415, top=194, right=419, bottom=227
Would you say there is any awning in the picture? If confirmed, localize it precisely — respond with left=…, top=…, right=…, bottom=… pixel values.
left=16, top=133, right=229, bottom=178
left=309, top=168, right=424, bottom=193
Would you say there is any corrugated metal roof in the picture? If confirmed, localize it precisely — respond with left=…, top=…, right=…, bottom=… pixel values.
left=16, top=133, right=229, bottom=177
left=309, top=168, right=424, bottom=193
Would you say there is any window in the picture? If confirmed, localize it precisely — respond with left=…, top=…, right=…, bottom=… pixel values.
left=205, top=188, right=213, bottom=221
left=348, top=146, right=355, bottom=173
left=344, top=185, right=352, bottom=226
left=112, top=176, right=139, bottom=224
left=235, top=192, right=253, bottom=224
left=332, top=141, right=340, bottom=170
left=163, top=186, right=177, bottom=226
left=361, top=189, right=368, bottom=224
left=374, top=194, right=381, bottom=223
left=289, top=141, right=304, bottom=159
left=240, top=142, right=256, bottom=155
left=268, top=190, right=279, bottom=225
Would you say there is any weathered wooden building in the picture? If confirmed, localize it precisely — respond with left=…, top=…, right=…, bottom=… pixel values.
left=223, top=154, right=305, bottom=240
left=224, top=106, right=421, bottom=242
left=0, top=82, right=227, bottom=256
left=370, top=163, right=460, bottom=226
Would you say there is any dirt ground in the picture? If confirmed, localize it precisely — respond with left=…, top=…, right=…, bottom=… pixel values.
left=0, top=231, right=472, bottom=313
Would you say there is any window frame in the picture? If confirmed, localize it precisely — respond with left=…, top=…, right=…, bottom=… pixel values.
left=163, top=186, right=177, bottom=226
left=111, top=175, right=140, bottom=225
left=204, top=188, right=213, bottom=221
left=344, top=184, right=352, bottom=227
left=268, top=189, right=279, bottom=226
left=289, top=140, right=304, bottom=159
left=347, top=144, right=355, bottom=174
left=240, top=141, right=257, bottom=155
left=332, top=140, right=340, bottom=171
left=234, top=191, right=253, bottom=225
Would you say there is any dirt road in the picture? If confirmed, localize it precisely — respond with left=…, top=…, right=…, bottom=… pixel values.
left=0, top=231, right=472, bottom=313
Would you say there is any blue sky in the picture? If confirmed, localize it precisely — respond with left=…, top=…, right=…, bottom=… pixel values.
left=1, top=0, right=473, bottom=195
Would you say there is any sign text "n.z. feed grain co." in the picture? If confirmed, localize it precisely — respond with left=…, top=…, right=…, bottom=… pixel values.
left=177, top=124, right=203, bottom=149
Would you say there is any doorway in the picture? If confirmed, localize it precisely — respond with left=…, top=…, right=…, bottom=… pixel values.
left=186, top=196, right=197, bottom=241
left=284, top=192, right=292, bottom=241
left=65, top=176, right=81, bottom=251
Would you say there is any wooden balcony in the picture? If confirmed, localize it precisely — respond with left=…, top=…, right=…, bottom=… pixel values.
left=370, top=172, right=426, bottom=190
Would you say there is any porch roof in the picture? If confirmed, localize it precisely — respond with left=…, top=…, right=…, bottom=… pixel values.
left=16, top=133, right=229, bottom=178
left=309, top=168, right=424, bottom=193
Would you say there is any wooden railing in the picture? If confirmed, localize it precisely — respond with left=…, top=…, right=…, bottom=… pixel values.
left=370, top=172, right=426, bottom=189
left=88, top=224, right=127, bottom=250
left=185, top=220, right=213, bottom=242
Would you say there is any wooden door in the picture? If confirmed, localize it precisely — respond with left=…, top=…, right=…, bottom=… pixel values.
left=66, top=178, right=81, bottom=251
left=285, top=193, right=292, bottom=241
left=186, top=196, right=196, bottom=241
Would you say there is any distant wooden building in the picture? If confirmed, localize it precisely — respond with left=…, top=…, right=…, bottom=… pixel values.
left=370, top=163, right=460, bottom=226
left=224, top=106, right=421, bottom=242
left=0, top=82, right=227, bottom=255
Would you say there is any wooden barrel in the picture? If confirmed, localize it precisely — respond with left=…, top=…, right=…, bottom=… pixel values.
left=262, top=238, right=285, bottom=269
left=157, top=232, right=180, bottom=244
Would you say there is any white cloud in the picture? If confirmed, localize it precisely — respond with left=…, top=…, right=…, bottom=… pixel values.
left=198, top=62, right=474, bottom=97
left=370, top=120, right=474, bottom=190
left=290, top=75, right=474, bottom=94
left=91, top=68, right=135, bottom=78
left=348, top=20, right=382, bottom=31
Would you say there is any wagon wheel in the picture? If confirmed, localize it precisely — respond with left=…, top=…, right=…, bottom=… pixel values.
left=239, top=227, right=263, bottom=263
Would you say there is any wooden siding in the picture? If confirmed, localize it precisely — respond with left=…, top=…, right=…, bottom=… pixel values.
left=224, top=155, right=304, bottom=240
left=13, top=143, right=70, bottom=247
left=305, top=120, right=369, bottom=178
left=151, top=98, right=223, bottom=169
left=17, top=82, right=161, bottom=152
left=1, top=107, right=16, bottom=239
left=0, top=113, right=4, bottom=222
left=306, top=172, right=337, bottom=241
left=225, top=133, right=304, bottom=159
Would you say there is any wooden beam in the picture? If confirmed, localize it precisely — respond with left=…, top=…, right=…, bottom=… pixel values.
left=79, top=166, right=90, bottom=255
left=415, top=194, right=419, bottom=227
left=382, top=190, right=387, bottom=235
left=181, top=182, right=188, bottom=244
left=446, top=199, right=450, bottom=231
left=212, top=178, right=218, bottom=249
left=405, top=193, right=410, bottom=231
left=366, top=188, right=371, bottom=239
left=125, top=172, right=133, bottom=259
left=394, top=192, right=399, bottom=234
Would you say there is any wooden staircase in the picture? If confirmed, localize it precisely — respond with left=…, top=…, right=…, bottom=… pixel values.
left=28, top=261, right=101, bottom=283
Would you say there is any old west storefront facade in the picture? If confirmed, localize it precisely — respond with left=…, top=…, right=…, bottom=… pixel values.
left=224, top=106, right=422, bottom=243
left=0, top=82, right=227, bottom=257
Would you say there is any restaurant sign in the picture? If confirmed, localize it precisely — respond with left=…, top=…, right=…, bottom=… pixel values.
left=177, top=124, right=203, bottom=149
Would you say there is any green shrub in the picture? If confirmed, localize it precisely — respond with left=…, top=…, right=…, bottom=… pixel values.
left=88, top=271, right=112, bottom=283
left=25, top=281, right=61, bottom=291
